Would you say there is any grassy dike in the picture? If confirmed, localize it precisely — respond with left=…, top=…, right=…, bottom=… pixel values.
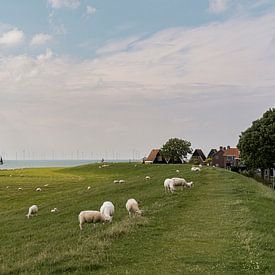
left=0, top=163, right=275, bottom=274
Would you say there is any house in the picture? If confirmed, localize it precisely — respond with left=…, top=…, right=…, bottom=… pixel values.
left=212, top=147, right=226, bottom=167
left=146, top=149, right=183, bottom=164
left=207, top=149, right=217, bottom=159
left=223, top=146, right=240, bottom=168
left=190, top=149, right=206, bottom=165
left=212, top=146, right=240, bottom=168
left=146, top=149, right=166, bottom=164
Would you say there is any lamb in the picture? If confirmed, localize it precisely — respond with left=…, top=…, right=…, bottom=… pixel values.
left=185, top=181, right=194, bottom=188
left=78, top=210, right=108, bottom=230
left=119, top=179, right=125, bottom=184
left=87, top=186, right=91, bottom=190
left=51, top=207, right=58, bottom=213
left=26, top=205, right=38, bottom=218
left=126, top=198, right=142, bottom=216
left=113, top=180, right=119, bottom=184
left=145, top=176, right=151, bottom=180
left=164, top=178, right=175, bottom=193
left=36, top=187, right=42, bottom=192
left=100, top=201, right=115, bottom=222
left=18, top=187, right=23, bottom=191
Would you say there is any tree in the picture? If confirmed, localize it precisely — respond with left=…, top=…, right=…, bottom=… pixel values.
left=237, top=108, right=275, bottom=178
left=161, top=138, right=192, bottom=164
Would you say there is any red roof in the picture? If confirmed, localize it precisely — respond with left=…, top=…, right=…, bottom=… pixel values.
left=146, top=149, right=160, bottom=161
left=223, top=148, right=240, bottom=158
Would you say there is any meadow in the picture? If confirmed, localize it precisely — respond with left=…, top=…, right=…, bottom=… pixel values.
left=0, top=163, right=275, bottom=274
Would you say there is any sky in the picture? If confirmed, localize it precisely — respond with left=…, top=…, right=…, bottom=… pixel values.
left=0, top=0, right=275, bottom=160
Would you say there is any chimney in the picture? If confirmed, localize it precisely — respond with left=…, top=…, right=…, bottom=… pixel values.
left=219, top=146, right=223, bottom=150
left=227, top=145, right=230, bottom=149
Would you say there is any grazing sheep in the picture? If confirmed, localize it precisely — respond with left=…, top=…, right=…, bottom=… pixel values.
left=18, top=187, right=23, bottom=191
left=172, top=177, right=187, bottom=187
left=176, top=170, right=180, bottom=173
left=199, top=164, right=202, bottom=168
left=164, top=178, right=175, bottom=193
left=51, top=207, right=58, bottom=213
left=78, top=210, right=107, bottom=230
left=87, top=186, right=91, bottom=190
left=100, top=201, right=115, bottom=222
left=26, top=205, right=38, bottom=219
left=185, top=181, right=194, bottom=188
left=44, top=184, right=49, bottom=187
left=36, top=187, right=42, bottom=192
left=145, top=176, right=151, bottom=180
left=6, top=186, right=9, bottom=189
left=126, top=198, right=142, bottom=216
left=113, top=180, right=119, bottom=184
left=119, top=180, right=125, bottom=184
left=191, top=167, right=201, bottom=172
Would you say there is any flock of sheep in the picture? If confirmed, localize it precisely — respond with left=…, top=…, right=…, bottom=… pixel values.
left=25, top=165, right=200, bottom=230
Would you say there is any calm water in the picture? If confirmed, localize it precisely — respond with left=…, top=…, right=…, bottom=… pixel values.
left=0, top=160, right=127, bottom=170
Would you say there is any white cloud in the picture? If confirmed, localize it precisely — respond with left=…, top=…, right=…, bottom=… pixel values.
left=86, top=5, right=96, bottom=16
left=0, top=11, right=275, bottom=158
left=30, top=33, right=53, bottom=46
left=0, top=28, right=24, bottom=47
left=209, top=0, right=229, bottom=13
left=48, top=0, right=80, bottom=9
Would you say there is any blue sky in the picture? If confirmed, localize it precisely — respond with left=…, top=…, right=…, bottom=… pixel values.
left=0, top=0, right=275, bottom=159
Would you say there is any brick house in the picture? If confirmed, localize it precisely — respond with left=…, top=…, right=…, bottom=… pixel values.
left=212, top=146, right=240, bottom=168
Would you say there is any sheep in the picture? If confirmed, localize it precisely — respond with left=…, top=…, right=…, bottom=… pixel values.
left=126, top=198, right=142, bottom=216
left=26, top=205, right=38, bottom=218
left=36, top=187, right=42, bottom=192
left=191, top=167, right=201, bottom=172
left=113, top=180, right=119, bottom=184
left=172, top=177, right=187, bottom=187
left=44, top=184, right=49, bottom=187
left=119, top=180, right=125, bottom=184
left=78, top=210, right=108, bottom=230
left=185, top=181, right=194, bottom=188
left=87, top=186, right=91, bottom=190
left=18, top=187, right=23, bottom=191
left=176, top=170, right=180, bottom=173
left=100, top=201, right=115, bottom=222
left=199, top=164, right=202, bottom=168
left=164, top=178, right=175, bottom=193
left=145, top=176, right=151, bottom=180
left=51, top=207, right=58, bottom=213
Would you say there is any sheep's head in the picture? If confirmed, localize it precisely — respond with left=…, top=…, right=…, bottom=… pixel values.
left=136, top=210, right=142, bottom=216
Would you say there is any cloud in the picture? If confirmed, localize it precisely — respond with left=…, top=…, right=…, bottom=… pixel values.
left=0, top=28, right=24, bottom=47
left=1, top=11, right=275, bottom=158
left=48, top=0, right=80, bottom=9
left=86, top=5, right=96, bottom=16
left=30, top=33, right=53, bottom=46
left=208, top=0, right=229, bottom=13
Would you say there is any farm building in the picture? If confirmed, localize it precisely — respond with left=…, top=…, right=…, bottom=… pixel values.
left=212, top=146, right=240, bottom=168
left=146, top=149, right=183, bottom=164
left=207, top=149, right=217, bottom=158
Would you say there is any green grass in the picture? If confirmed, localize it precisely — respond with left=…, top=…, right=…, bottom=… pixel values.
left=0, top=163, right=275, bottom=274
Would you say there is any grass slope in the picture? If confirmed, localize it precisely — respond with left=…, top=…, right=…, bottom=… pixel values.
left=0, top=163, right=275, bottom=274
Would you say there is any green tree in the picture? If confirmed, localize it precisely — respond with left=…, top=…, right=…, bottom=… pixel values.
left=237, top=108, right=275, bottom=178
left=161, top=138, right=192, bottom=164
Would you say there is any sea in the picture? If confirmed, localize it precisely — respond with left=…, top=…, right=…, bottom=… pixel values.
left=0, top=160, right=128, bottom=170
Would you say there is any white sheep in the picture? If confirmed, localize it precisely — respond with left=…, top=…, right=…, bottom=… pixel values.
left=78, top=210, right=108, bottom=230
left=18, top=187, right=23, bottom=191
left=185, top=181, right=194, bottom=188
left=113, top=180, right=119, bottom=184
left=36, top=187, right=42, bottom=192
left=119, top=180, right=125, bottom=184
left=176, top=170, right=180, bottom=173
left=87, top=186, right=91, bottom=190
left=26, top=205, right=38, bottom=219
left=51, top=207, right=58, bottom=213
left=126, top=198, right=142, bottom=216
left=164, top=178, right=175, bottom=193
left=44, top=184, right=49, bottom=187
left=171, top=177, right=187, bottom=187
left=145, top=176, right=151, bottom=180
left=191, top=167, right=201, bottom=172
left=100, top=201, right=115, bottom=222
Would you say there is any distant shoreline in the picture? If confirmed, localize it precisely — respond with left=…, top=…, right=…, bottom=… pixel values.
left=0, top=159, right=130, bottom=170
